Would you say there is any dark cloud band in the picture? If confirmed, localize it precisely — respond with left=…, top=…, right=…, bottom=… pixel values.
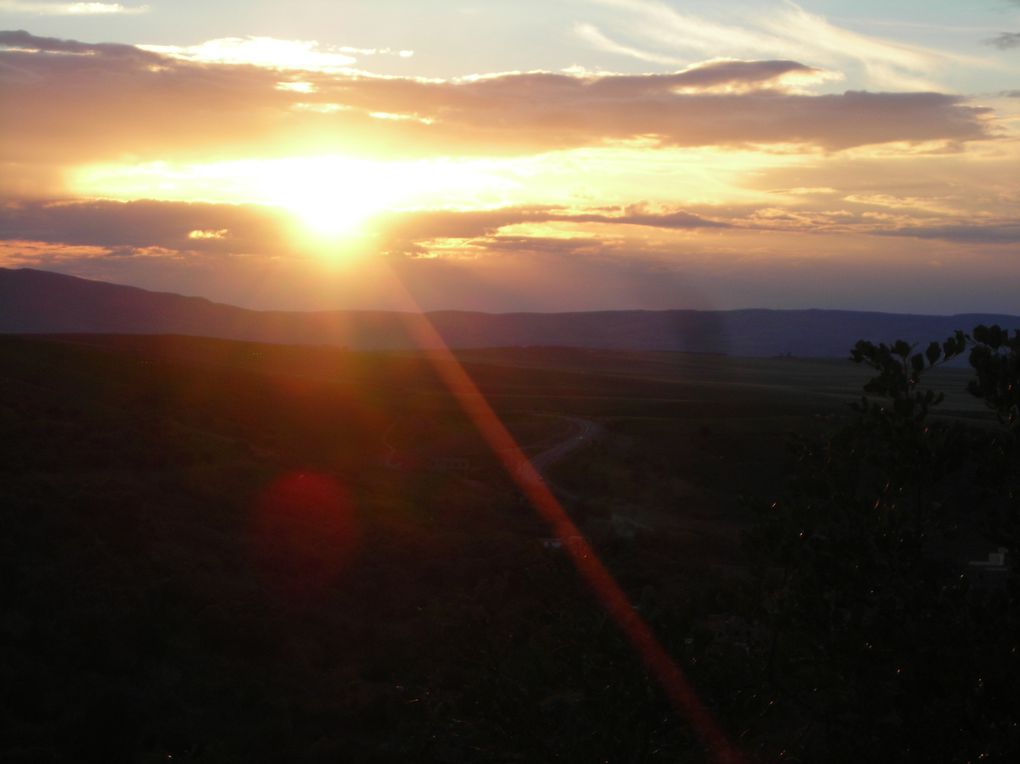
left=0, top=30, right=995, bottom=167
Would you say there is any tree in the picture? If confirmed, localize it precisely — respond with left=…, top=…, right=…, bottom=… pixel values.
left=739, top=326, right=1020, bottom=762
left=969, top=324, right=1020, bottom=433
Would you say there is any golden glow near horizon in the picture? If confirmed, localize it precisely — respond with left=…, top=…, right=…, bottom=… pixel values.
left=67, top=145, right=806, bottom=228
left=55, top=131, right=1020, bottom=279
left=70, top=156, right=526, bottom=245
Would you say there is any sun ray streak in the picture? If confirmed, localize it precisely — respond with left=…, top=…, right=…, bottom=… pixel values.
left=381, top=268, right=744, bottom=763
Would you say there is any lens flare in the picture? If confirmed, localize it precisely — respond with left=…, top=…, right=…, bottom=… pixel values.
left=252, top=470, right=359, bottom=598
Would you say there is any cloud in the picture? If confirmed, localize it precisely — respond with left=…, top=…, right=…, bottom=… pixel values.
left=986, top=33, right=1020, bottom=50
left=139, top=37, right=360, bottom=73
left=0, top=31, right=995, bottom=171
left=4, top=165, right=1015, bottom=266
left=0, top=199, right=734, bottom=313
left=7, top=220, right=1017, bottom=316
left=619, top=58, right=836, bottom=94
left=0, top=198, right=730, bottom=258
left=375, top=204, right=729, bottom=255
left=567, top=207, right=730, bottom=229
left=875, top=223, right=1020, bottom=244
left=575, top=22, right=685, bottom=66
left=0, top=28, right=157, bottom=58
left=3, top=198, right=1019, bottom=315
left=586, top=0, right=987, bottom=91
left=0, top=1, right=148, bottom=14
left=0, top=198, right=293, bottom=255
left=743, top=145, right=1020, bottom=226
left=1, top=29, right=407, bottom=71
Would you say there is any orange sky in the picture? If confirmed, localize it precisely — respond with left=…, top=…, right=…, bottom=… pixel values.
left=1, top=2, right=1019, bottom=313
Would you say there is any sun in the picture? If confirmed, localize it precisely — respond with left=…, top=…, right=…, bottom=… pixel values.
left=68, top=154, right=523, bottom=250
left=280, top=182, right=381, bottom=239
left=257, top=157, right=397, bottom=239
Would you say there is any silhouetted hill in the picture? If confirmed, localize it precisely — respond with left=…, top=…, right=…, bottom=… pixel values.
left=2, top=267, right=1017, bottom=356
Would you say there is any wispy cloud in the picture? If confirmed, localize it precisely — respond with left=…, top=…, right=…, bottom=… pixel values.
left=139, top=37, right=360, bottom=73
left=986, top=32, right=1020, bottom=50
left=574, top=22, right=684, bottom=66
left=136, top=36, right=413, bottom=73
left=583, top=0, right=987, bottom=91
left=0, top=1, right=148, bottom=14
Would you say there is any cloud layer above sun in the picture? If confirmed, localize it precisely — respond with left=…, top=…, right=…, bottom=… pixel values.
left=0, top=29, right=995, bottom=164
left=1, top=7, right=1018, bottom=314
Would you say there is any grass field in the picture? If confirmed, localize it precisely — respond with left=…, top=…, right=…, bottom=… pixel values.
left=0, top=333, right=998, bottom=762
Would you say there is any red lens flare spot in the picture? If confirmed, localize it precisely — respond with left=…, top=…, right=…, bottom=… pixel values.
left=252, top=470, right=359, bottom=598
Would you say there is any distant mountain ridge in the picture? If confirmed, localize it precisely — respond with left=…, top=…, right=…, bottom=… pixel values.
left=2, top=267, right=1017, bottom=358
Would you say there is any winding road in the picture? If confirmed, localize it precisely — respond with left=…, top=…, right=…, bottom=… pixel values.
left=384, top=413, right=601, bottom=488
left=515, top=415, right=602, bottom=492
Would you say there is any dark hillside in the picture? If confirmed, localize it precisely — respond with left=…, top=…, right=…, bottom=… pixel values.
left=1, top=333, right=875, bottom=762
left=4, top=268, right=1017, bottom=356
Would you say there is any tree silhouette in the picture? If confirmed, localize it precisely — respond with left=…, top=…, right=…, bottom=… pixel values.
left=740, top=325, right=1020, bottom=762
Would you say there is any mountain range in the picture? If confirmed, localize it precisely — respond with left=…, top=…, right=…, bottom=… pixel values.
left=2, top=267, right=1016, bottom=357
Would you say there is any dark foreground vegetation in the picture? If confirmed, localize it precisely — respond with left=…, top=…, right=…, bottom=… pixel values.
left=0, top=329, right=1016, bottom=762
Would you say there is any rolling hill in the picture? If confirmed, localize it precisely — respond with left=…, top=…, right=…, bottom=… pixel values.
left=2, top=267, right=1016, bottom=356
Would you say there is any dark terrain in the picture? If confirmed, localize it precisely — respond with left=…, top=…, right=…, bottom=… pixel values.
left=0, top=330, right=895, bottom=762
left=1, top=316, right=1016, bottom=762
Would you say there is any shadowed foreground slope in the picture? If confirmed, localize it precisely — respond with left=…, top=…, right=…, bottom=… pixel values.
left=2, top=331, right=1012, bottom=762
left=1, top=333, right=881, bottom=763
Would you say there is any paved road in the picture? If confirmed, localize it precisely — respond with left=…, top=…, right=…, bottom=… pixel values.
left=385, top=413, right=600, bottom=483
left=516, top=416, right=601, bottom=491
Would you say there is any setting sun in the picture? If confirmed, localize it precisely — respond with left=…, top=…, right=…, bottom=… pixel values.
left=262, top=158, right=397, bottom=238
left=68, top=154, right=528, bottom=245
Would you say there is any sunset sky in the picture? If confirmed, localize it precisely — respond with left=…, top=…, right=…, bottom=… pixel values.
left=1, top=0, right=1018, bottom=313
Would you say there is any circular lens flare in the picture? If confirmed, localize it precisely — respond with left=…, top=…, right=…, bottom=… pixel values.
left=251, top=470, right=359, bottom=598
